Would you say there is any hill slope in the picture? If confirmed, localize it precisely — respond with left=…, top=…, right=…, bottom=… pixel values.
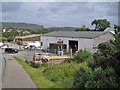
left=2, top=22, right=44, bottom=29
left=1, top=22, right=77, bottom=31
left=46, top=27, right=77, bottom=31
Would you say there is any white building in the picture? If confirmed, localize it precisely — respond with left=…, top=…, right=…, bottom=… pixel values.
left=2, top=29, right=6, bottom=32
left=41, top=31, right=114, bottom=53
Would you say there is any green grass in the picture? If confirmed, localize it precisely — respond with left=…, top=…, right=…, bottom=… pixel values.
left=13, top=56, right=90, bottom=88
left=13, top=56, right=55, bottom=88
left=42, top=62, right=86, bottom=88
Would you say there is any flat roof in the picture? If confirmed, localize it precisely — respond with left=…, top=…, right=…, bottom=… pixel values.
left=42, top=31, right=111, bottom=39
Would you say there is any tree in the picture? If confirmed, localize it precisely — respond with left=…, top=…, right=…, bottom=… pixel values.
left=73, top=25, right=120, bottom=88
left=75, top=25, right=90, bottom=31
left=91, top=19, right=110, bottom=31
left=93, top=25, right=120, bottom=78
left=30, top=29, right=40, bottom=34
left=111, top=25, right=120, bottom=77
left=2, top=29, right=19, bottom=42
left=30, top=28, right=52, bottom=34
left=93, top=42, right=116, bottom=69
left=114, top=24, right=120, bottom=34
left=73, top=40, right=120, bottom=88
left=73, top=66, right=119, bottom=88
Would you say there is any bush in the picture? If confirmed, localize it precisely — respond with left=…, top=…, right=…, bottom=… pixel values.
left=73, top=64, right=91, bottom=88
left=64, top=58, right=74, bottom=63
left=73, top=66, right=119, bottom=88
left=93, top=42, right=118, bottom=68
left=73, top=49, right=93, bottom=63
left=0, top=37, right=8, bottom=42
left=43, top=63, right=81, bottom=87
left=85, top=57, right=96, bottom=69
left=65, top=49, right=93, bottom=64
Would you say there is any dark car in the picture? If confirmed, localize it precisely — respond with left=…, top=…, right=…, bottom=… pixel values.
left=5, top=48, right=19, bottom=53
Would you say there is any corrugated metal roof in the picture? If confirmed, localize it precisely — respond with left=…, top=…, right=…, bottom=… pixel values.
left=15, top=34, right=40, bottom=39
left=43, top=31, right=110, bottom=39
left=104, top=27, right=115, bottom=34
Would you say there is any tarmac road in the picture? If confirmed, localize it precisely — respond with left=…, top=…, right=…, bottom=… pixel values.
left=2, top=55, right=37, bottom=88
left=0, top=49, right=3, bottom=89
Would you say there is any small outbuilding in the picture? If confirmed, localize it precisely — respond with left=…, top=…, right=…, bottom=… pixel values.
left=14, top=34, right=40, bottom=45
left=41, top=31, right=114, bottom=53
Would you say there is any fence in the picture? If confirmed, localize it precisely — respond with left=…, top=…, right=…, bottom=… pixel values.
left=41, top=47, right=98, bottom=55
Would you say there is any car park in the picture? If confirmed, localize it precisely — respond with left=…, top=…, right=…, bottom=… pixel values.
left=33, top=53, right=51, bottom=57
left=0, top=44, right=9, bottom=49
left=29, top=45, right=36, bottom=50
left=23, top=44, right=29, bottom=49
left=0, top=42, right=3, bottom=47
left=5, top=48, right=19, bottom=53
left=35, top=46, right=43, bottom=50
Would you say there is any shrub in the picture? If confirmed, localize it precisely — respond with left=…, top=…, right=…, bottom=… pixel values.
left=0, top=37, right=8, bottom=42
left=43, top=63, right=81, bottom=87
left=85, top=57, right=96, bottom=69
left=73, top=49, right=93, bottom=63
left=73, top=66, right=119, bottom=88
left=64, top=58, right=74, bottom=63
left=73, top=64, right=91, bottom=88
left=65, top=49, right=93, bottom=63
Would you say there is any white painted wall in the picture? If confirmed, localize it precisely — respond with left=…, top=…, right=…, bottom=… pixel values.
left=41, top=32, right=114, bottom=53
left=78, top=38, right=94, bottom=50
left=41, top=36, right=94, bottom=51
left=93, top=32, right=114, bottom=46
left=41, top=36, right=57, bottom=49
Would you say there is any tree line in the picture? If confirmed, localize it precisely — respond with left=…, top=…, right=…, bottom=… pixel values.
left=2, top=28, right=53, bottom=42
left=75, top=19, right=111, bottom=31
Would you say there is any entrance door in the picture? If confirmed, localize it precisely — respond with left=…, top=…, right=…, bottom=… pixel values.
left=69, top=40, right=78, bottom=53
left=49, top=43, right=67, bottom=53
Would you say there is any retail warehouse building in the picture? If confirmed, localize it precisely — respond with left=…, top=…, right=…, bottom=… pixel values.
left=41, top=31, right=114, bottom=53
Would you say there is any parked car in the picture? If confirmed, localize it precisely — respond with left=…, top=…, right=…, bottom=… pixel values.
left=29, top=45, right=36, bottom=50
left=0, top=44, right=9, bottom=49
left=5, top=48, right=19, bottom=53
left=23, top=44, right=29, bottom=49
left=35, top=46, right=43, bottom=50
left=33, top=53, right=51, bottom=57
left=0, top=42, right=3, bottom=47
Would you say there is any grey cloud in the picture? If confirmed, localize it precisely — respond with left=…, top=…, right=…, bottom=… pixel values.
left=38, top=2, right=66, bottom=13
left=2, top=2, right=22, bottom=12
left=106, top=2, right=118, bottom=17
left=37, top=2, right=91, bottom=18
left=36, top=2, right=118, bottom=27
left=37, top=2, right=99, bottom=17
left=2, top=2, right=118, bottom=27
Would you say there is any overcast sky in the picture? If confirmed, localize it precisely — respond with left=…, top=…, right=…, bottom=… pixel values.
left=1, top=1, right=119, bottom=28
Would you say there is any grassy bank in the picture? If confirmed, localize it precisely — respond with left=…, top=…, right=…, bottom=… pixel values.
left=43, top=62, right=82, bottom=88
left=13, top=56, right=55, bottom=88
left=13, top=56, right=85, bottom=88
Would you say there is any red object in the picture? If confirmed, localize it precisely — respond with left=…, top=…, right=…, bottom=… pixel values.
left=57, top=40, right=63, bottom=44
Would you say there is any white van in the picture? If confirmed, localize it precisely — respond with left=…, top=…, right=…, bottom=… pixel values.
left=0, top=42, right=3, bottom=47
